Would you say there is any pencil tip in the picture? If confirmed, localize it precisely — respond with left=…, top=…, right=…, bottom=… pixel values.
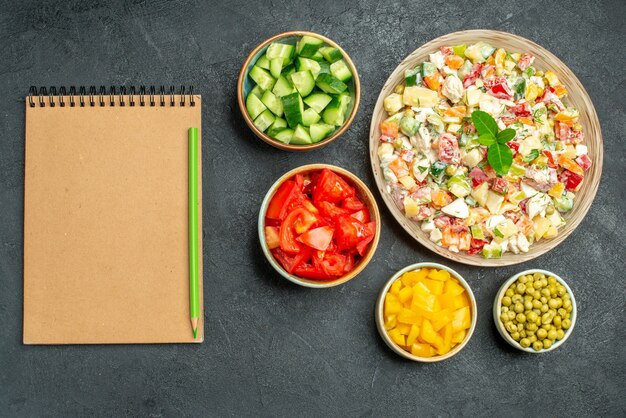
left=193, top=328, right=197, bottom=339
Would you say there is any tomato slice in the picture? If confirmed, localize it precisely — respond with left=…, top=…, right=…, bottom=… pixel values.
left=297, top=226, right=334, bottom=251
left=272, top=247, right=311, bottom=274
left=293, top=264, right=336, bottom=281
left=317, top=201, right=350, bottom=220
left=319, top=253, right=347, bottom=276
left=267, top=180, right=304, bottom=221
left=335, top=215, right=373, bottom=251
left=312, top=169, right=356, bottom=204
left=342, top=196, right=365, bottom=211
left=356, top=221, right=376, bottom=256
left=264, top=226, right=280, bottom=249
left=350, top=208, right=370, bottom=223
left=280, top=208, right=317, bottom=253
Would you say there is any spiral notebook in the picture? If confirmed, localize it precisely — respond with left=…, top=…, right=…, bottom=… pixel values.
left=23, top=86, right=203, bottom=344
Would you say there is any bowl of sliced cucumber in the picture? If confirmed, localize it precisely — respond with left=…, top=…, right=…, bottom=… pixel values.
left=238, top=31, right=360, bottom=151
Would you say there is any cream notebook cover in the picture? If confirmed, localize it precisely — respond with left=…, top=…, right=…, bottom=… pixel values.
left=23, top=86, right=203, bottom=344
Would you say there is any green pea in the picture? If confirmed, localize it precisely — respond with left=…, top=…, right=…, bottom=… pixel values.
left=557, top=285, right=567, bottom=297
left=533, top=291, right=542, bottom=299
left=524, top=300, right=533, bottom=311
left=548, top=329, right=558, bottom=340
left=543, top=339, right=553, bottom=349
left=533, top=308, right=541, bottom=316
left=511, top=332, right=521, bottom=341
left=556, top=329, right=565, bottom=340
left=511, top=294, right=523, bottom=304
left=508, top=311, right=516, bottom=320
left=505, top=288, right=515, bottom=297
left=527, top=311, right=538, bottom=323
left=537, top=328, right=548, bottom=340
left=514, top=302, right=524, bottom=314
left=505, top=321, right=515, bottom=332
left=542, top=312, right=553, bottom=324
left=563, top=299, right=572, bottom=310
left=540, top=304, right=549, bottom=313
left=562, top=319, right=572, bottom=329
left=548, top=276, right=556, bottom=285
left=524, top=295, right=533, bottom=303
left=558, top=308, right=567, bottom=318
left=532, top=300, right=542, bottom=309
left=501, top=306, right=509, bottom=314
left=528, top=334, right=537, bottom=343
left=516, top=283, right=526, bottom=294
left=516, top=313, right=527, bottom=323
left=566, top=305, right=573, bottom=313
left=534, top=273, right=543, bottom=281
left=548, top=298, right=561, bottom=309
left=553, top=316, right=562, bottom=328
left=500, top=313, right=509, bottom=323
left=534, top=279, right=545, bottom=289
left=519, top=330, right=526, bottom=338
left=519, top=276, right=528, bottom=284
left=520, top=338, right=531, bottom=348
left=541, top=289, right=551, bottom=298
left=542, top=323, right=552, bottom=331
left=533, top=341, right=544, bottom=351
left=502, top=296, right=512, bottom=307
left=526, top=323, right=537, bottom=332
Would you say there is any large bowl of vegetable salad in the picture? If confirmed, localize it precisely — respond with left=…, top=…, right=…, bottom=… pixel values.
left=369, top=30, right=602, bottom=266
left=238, top=31, right=360, bottom=151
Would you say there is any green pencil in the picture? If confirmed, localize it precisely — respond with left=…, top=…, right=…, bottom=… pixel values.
left=188, top=127, right=200, bottom=338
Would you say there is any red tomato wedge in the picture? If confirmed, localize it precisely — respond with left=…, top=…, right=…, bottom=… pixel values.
left=293, top=264, right=336, bottom=281
left=267, top=180, right=301, bottom=221
left=350, top=208, right=370, bottom=223
left=342, top=196, right=365, bottom=211
left=317, top=201, right=350, bottom=220
left=313, top=168, right=356, bottom=204
left=297, top=226, right=334, bottom=251
left=280, top=208, right=317, bottom=253
left=335, top=215, right=373, bottom=251
left=356, top=222, right=376, bottom=256
left=272, top=247, right=311, bottom=274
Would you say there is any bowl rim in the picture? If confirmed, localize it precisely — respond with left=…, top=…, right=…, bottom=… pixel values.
left=493, top=268, right=577, bottom=353
left=368, top=29, right=604, bottom=266
left=258, top=163, right=381, bottom=288
left=375, top=262, right=477, bottom=362
left=237, top=30, right=361, bottom=151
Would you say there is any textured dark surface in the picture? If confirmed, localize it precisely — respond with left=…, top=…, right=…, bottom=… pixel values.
left=1, top=0, right=625, bottom=416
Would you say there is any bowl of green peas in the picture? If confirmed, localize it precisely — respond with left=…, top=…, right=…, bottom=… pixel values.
left=493, top=269, right=577, bottom=353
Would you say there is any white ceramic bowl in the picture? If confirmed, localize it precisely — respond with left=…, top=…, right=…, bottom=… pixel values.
left=493, top=269, right=577, bottom=353
left=375, top=262, right=477, bottom=362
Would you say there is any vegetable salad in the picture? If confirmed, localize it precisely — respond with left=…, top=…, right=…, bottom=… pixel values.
left=377, top=43, right=592, bottom=258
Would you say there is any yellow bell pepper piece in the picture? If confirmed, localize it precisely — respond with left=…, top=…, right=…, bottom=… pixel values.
left=525, top=83, right=544, bottom=101
left=398, top=286, right=413, bottom=304
left=451, top=329, right=467, bottom=344
left=412, top=293, right=437, bottom=313
left=422, top=278, right=444, bottom=295
left=453, top=293, right=471, bottom=309
left=452, top=306, right=472, bottom=332
left=428, top=269, right=450, bottom=282
left=398, top=308, right=421, bottom=325
left=544, top=70, right=560, bottom=87
left=384, top=315, right=397, bottom=331
left=437, top=323, right=453, bottom=355
left=401, top=269, right=428, bottom=286
left=494, top=48, right=506, bottom=75
left=397, top=323, right=411, bottom=335
left=444, top=279, right=465, bottom=297
left=411, top=342, right=435, bottom=357
left=384, top=293, right=402, bottom=317
left=548, top=182, right=565, bottom=198
left=388, top=328, right=406, bottom=347
left=412, top=281, right=431, bottom=297
left=431, top=308, right=453, bottom=332
left=406, top=324, right=420, bottom=346
left=420, top=319, right=443, bottom=348
left=439, top=291, right=457, bottom=310
left=390, top=279, right=402, bottom=295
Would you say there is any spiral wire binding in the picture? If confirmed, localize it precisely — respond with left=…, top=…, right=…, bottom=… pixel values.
left=28, top=86, right=196, bottom=107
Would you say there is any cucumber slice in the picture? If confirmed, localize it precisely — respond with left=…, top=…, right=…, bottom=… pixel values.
left=249, top=85, right=265, bottom=99
left=253, top=109, right=275, bottom=132
left=254, top=55, right=270, bottom=70
left=246, top=93, right=267, bottom=120
left=261, top=90, right=284, bottom=117
left=310, top=123, right=335, bottom=142
left=303, top=92, right=332, bottom=113
left=315, top=73, right=347, bottom=94
left=272, top=75, right=296, bottom=97
left=330, top=59, right=352, bottom=82
left=269, top=58, right=283, bottom=79
left=319, top=46, right=343, bottom=63
left=302, top=108, right=321, bottom=126
left=273, top=128, right=294, bottom=144
left=296, top=57, right=321, bottom=78
left=256, top=55, right=270, bottom=70
left=322, top=94, right=351, bottom=126
left=281, top=64, right=295, bottom=77
left=405, top=66, right=420, bottom=87
left=296, top=35, right=324, bottom=58
left=310, top=51, right=324, bottom=61
left=267, top=117, right=287, bottom=137
left=318, top=61, right=331, bottom=76
left=249, top=66, right=276, bottom=91
left=290, top=70, right=315, bottom=97
left=266, top=42, right=295, bottom=63
left=291, top=125, right=312, bottom=145
left=282, top=92, right=304, bottom=128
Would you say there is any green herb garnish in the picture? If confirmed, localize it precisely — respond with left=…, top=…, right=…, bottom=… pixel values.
left=472, top=110, right=514, bottom=176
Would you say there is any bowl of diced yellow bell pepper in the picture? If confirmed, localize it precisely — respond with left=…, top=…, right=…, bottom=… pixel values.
left=375, top=263, right=477, bottom=362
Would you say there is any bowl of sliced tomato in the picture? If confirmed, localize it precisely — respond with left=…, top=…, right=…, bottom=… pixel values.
left=259, top=164, right=381, bottom=287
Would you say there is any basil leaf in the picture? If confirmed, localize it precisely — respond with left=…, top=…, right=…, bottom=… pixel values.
left=487, top=143, right=513, bottom=176
left=523, top=149, right=540, bottom=162
left=471, top=110, right=498, bottom=138
left=496, top=128, right=516, bottom=143
left=477, top=134, right=496, bottom=146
